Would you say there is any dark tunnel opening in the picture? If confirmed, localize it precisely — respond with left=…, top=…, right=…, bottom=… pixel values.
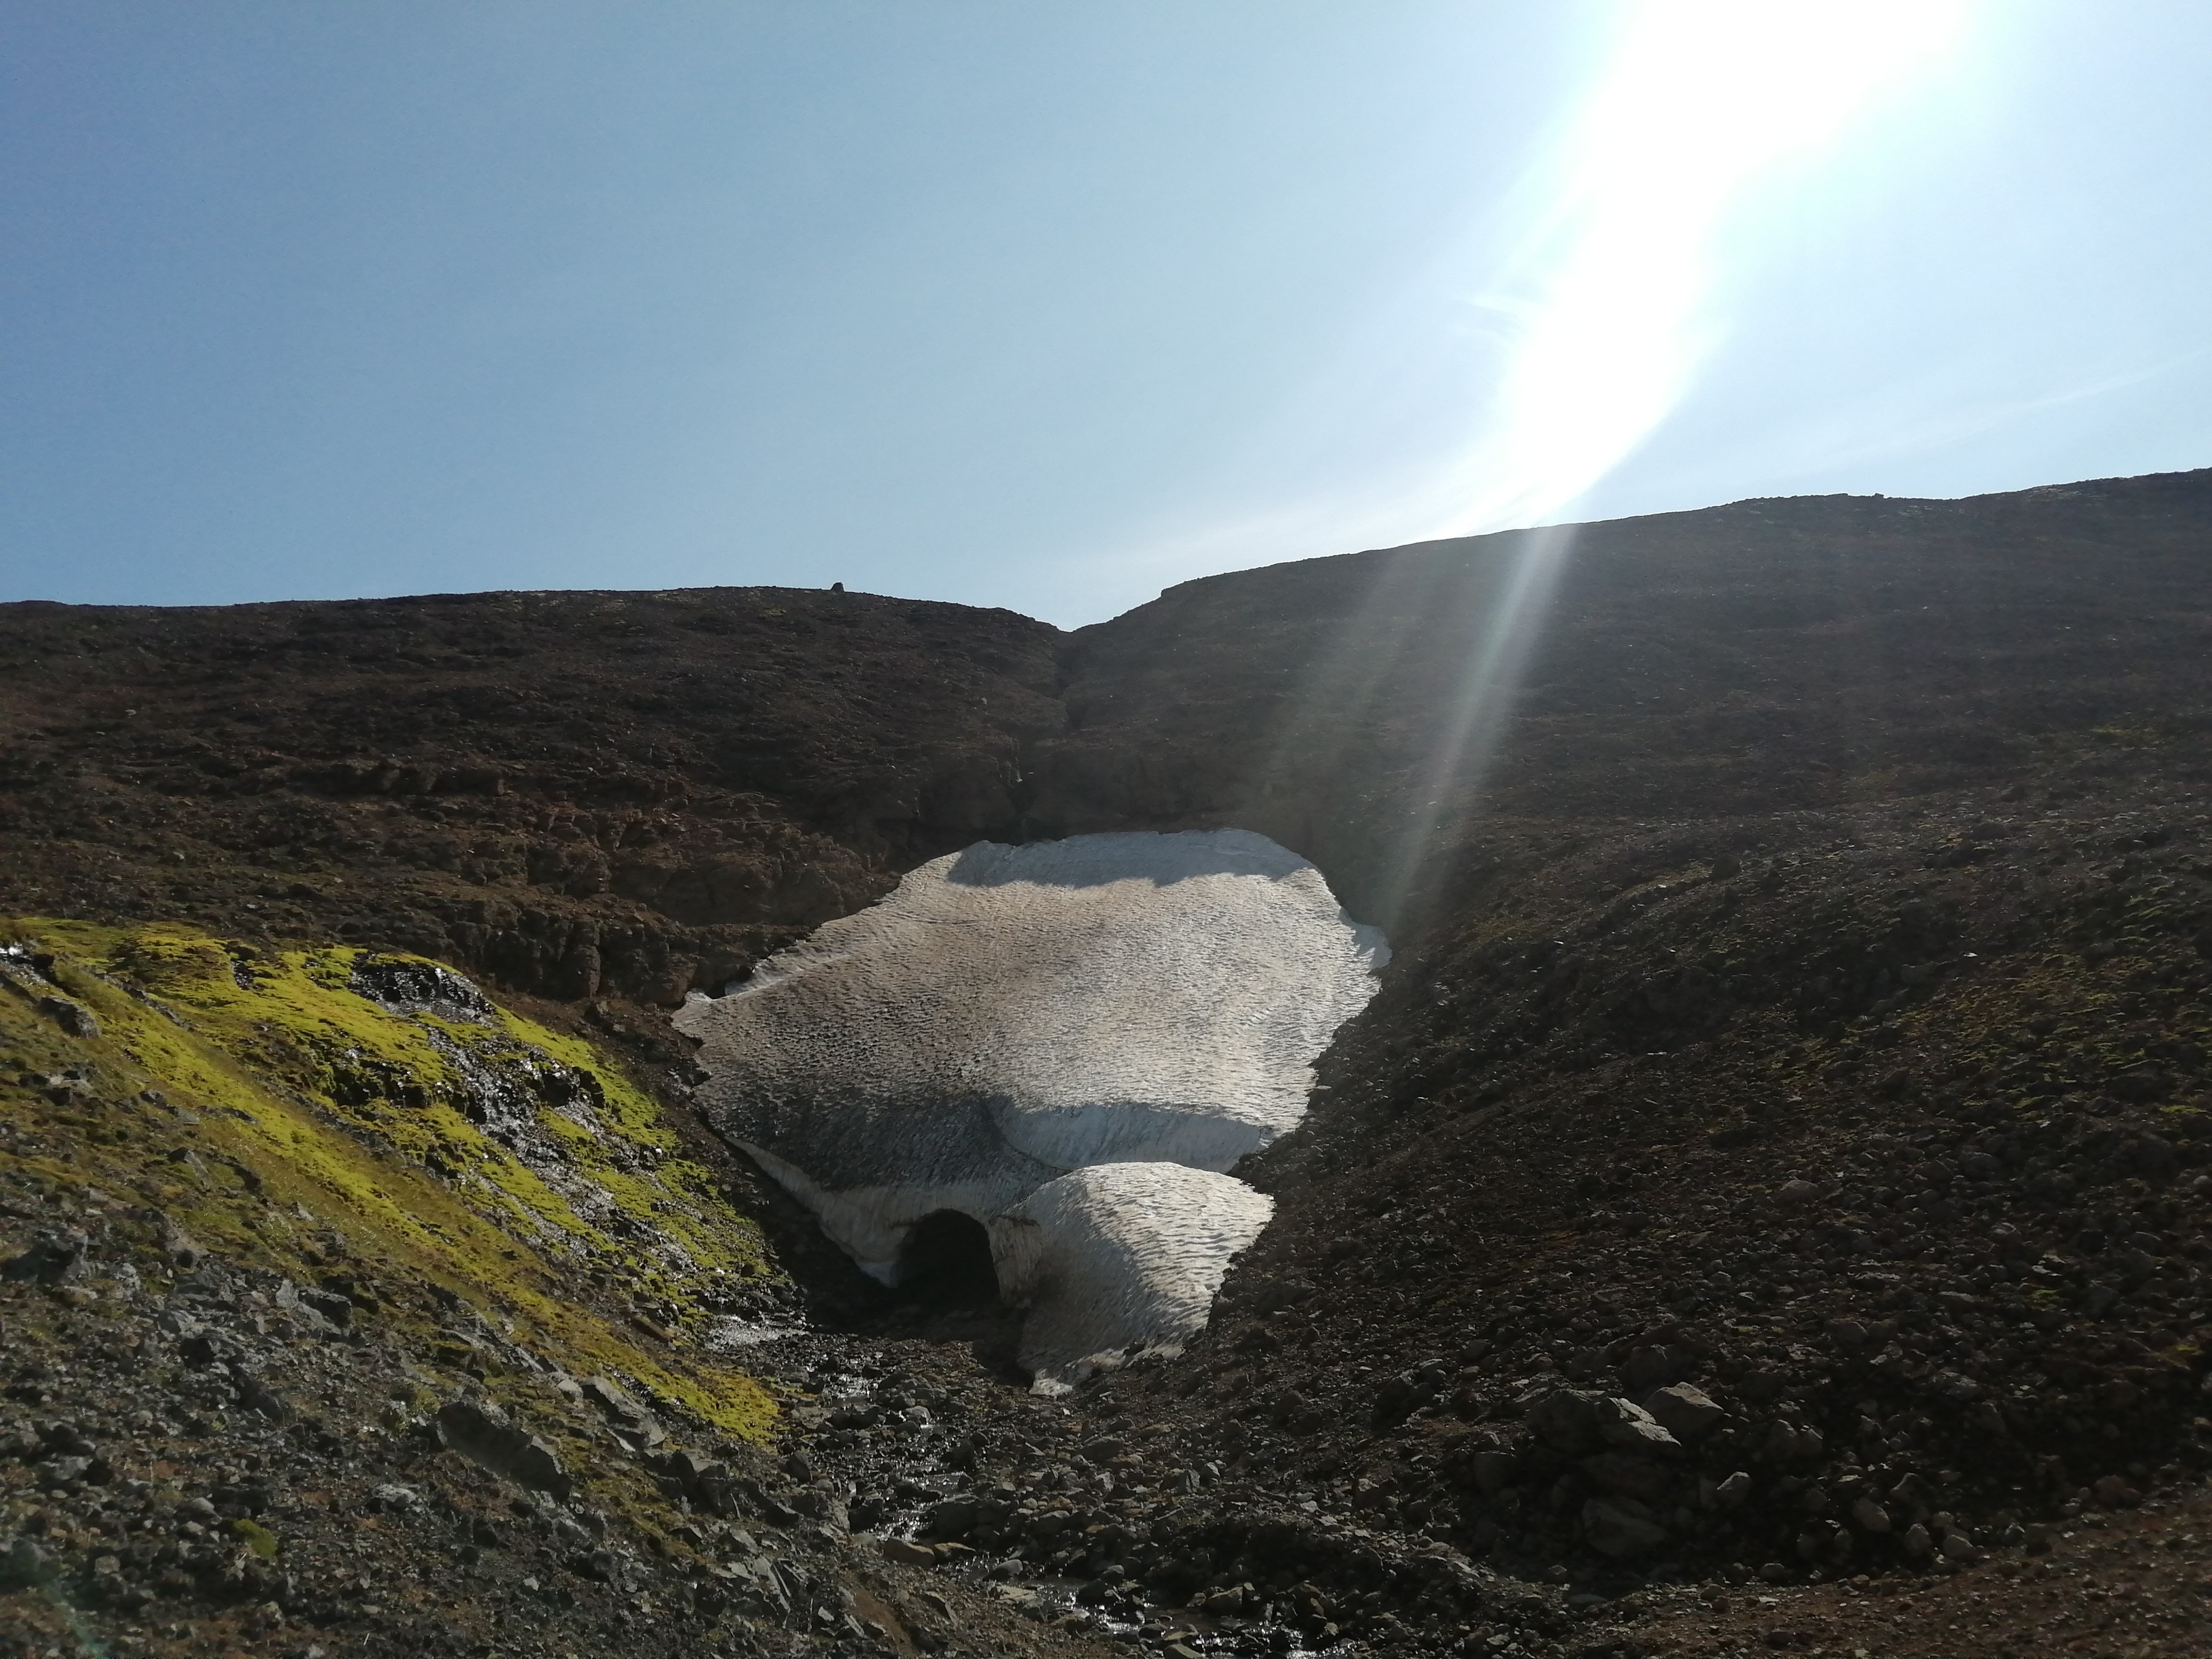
left=894, top=1209, right=1000, bottom=1306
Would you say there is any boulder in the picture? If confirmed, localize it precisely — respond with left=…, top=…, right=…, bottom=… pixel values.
left=1593, top=1395, right=1680, bottom=1453
left=1579, top=1453, right=1674, bottom=1503
left=434, top=1401, right=572, bottom=1500
left=1641, top=1382, right=1724, bottom=1442
left=1526, top=1388, right=1603, bottom=1455
left=921, top=1497, right=983, bottom=1541
left=1621, top=1343, right=1696, bottom=1393
left=35, top=996, right=99, bottom=1038
left=1581, top=1497, right=1668, bottom=1558
left=1, top=1229, right=89, bottom=1286
left=1851, top=1497, right=1892, bottom=1533
left=1469, top=1449, right=1521, bottom=1495
left=2092, top=1474, right=2142, bottom=1509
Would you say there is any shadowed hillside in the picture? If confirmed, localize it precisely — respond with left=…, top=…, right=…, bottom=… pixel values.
left=5, top=467, right=2211, bottom=1659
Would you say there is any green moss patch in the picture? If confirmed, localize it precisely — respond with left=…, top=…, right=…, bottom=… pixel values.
left=0, top=919, right=782, bottom=1443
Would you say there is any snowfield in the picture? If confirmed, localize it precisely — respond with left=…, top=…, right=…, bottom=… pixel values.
left=675, top=829, right=1386, bottom=1385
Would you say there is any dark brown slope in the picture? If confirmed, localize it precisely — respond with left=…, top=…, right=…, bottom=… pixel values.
left=0, top=586, right=1062, bottom=1005
left=1031, top=468, right=2212, bottom=929
left=5, top=470, right=2207, bottom=1004
left=4, top=468, right=2212, bottom=1659
left=1038, top=471, right=2212, bottom=1643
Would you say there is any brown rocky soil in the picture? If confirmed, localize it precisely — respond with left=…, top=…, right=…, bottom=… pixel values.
left=4, top=466, right=2211, bottom=1659
left=0, top=587, right=1064, bottom=1004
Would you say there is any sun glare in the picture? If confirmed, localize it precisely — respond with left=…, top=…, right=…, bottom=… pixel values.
left=1100, top=1, right=1977, bottom=614
left=1343, top=1, right=1977, bottom=922
left=1436, top=0, right=1976, bottom=535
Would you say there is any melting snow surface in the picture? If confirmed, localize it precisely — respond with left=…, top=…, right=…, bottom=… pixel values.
left=675, top=829, right=1387, bottom=1386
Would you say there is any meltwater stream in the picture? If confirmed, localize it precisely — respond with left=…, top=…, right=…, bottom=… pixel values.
left=675, top=830, right=1388, bottom=1389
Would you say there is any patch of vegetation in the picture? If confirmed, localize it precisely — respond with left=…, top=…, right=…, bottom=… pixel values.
left=0, top=919, right=783, bottom=1442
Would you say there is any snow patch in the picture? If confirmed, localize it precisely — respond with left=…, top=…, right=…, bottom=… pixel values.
left=674, top=830, right=1385, bottom=1382
left=993, top=1161, right=1275, bottom=1388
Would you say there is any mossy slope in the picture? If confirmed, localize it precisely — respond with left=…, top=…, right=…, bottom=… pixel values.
left=0, top=918, right=781, bottom=1441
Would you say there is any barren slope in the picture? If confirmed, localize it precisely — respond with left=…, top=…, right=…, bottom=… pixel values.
left=5, top=466, right=2212, bottom=1659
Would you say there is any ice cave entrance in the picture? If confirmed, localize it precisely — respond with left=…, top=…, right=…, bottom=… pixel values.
left=895, top=1210, right=999, bottom=1306
left=675, top=828, right=1388, bottom=1390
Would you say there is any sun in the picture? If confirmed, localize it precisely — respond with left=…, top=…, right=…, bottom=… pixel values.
left=1435, top=0, right=1978, bottom=537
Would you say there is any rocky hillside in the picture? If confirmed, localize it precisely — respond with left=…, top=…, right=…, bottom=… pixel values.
left=0, top=589, right=1062, bottom=1004
left=9, top=468, right=2207, bottom=985
left=1036, top=469, right=2212, bottom=927
left=4, top=465, right=2212, bottom=1659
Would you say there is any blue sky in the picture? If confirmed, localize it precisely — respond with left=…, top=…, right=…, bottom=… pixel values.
left=4, top=2, right=2209, bottom=625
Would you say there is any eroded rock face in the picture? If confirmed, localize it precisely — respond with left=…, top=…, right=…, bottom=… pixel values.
left=675, top=829, right=1386, bottom=1383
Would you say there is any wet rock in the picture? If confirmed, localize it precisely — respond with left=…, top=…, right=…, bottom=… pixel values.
left=1901, top=1523, right=1933, bottom=1559
left=434, top=1401, right=573, bottom=1500
left=349, top=955, right=496, bottom=1023
left=921, top=1497, right=983, bottom=1540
